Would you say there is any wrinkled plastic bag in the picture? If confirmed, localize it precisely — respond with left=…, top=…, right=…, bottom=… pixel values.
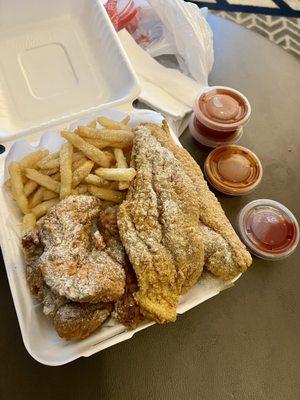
left=102, top=0, right=214, bottom=86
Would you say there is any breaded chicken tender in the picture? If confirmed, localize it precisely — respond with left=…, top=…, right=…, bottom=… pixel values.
left=38, top=196, right=126, bottom=303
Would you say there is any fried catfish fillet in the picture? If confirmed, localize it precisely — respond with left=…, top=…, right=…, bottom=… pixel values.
left=146, top=122, right=252, bottom=280
left=117, top=125, right=205, bottom=323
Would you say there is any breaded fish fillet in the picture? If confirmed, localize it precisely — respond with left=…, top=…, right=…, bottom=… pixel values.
left=117, top=125, right=205, bottom=323
left=144, top=122, right=252, bottom=280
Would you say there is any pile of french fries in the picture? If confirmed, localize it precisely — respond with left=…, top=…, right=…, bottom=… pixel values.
left=5, top=116, right=136, bottom=233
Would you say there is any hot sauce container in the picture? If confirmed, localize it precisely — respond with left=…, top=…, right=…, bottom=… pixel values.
left=237, top=200, right=299, bottom=260
left=204, top=145, right=263, bottom=196
left=189, top=86, right=251, bottom=148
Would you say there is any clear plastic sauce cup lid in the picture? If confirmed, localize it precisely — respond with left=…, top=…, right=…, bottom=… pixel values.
left=204, top=145, right=263, bottom=195
left=195, top=86, right=251, bottom=131
left=238, top=199, right=299, bottom=260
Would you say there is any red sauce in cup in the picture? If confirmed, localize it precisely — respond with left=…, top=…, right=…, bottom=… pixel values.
left=199, top=89, right=247, bottom=126
left=247, top=210, right=296, bottom=253
left=238, top=200, right=299, bottom=260
left=204, top=145, right=263, bottom=195
left=193, top=117, right=239, bottom=142
left=190, top=86, right=251, bottom=148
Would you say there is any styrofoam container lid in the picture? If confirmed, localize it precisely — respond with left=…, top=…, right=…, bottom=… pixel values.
left=0, top=0, right=140, bottom=142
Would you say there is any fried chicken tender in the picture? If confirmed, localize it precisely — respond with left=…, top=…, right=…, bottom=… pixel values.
left=118, top=125, right=205, bottom=323
left=144, top=122, right=252, bottom=280
left=21, top=198, right=125, bottom=340
left=99, top=206, right=144, bottom=329
left=113, top=261, right=144, bottom=329
left=38, top=196, right=126, bottom=303
left=22, top=229, right=67, bottom=318
left=54, top=302, right=112, bottom=340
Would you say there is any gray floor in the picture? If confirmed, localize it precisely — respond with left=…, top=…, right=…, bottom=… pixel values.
left=213, top=11, right=300, bottom=58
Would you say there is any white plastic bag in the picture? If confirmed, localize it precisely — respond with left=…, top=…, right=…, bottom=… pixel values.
left=102, top=0, right=214, bottom=86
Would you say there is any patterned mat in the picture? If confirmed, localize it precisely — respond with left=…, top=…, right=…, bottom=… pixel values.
left=190, top=1, right=300, bottom=58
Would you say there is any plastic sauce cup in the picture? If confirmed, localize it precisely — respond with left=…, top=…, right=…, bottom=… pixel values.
left=189, top=86, right=251, bottom=148
left=204, top=145, right=263, bottom=196
left=237, top=200, right=299, bottom=260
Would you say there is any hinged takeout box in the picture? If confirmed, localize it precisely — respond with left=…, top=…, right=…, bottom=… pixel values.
left=0, top=0, right=140, bottom=142
left=0, top=0, right=238, bottom=366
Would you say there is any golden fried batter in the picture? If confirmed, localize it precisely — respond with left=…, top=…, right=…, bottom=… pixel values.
left=22, top=199, right=127, bottom=340
left=113, top=261, right=144, bottom=329
left=99, top=206, right=144, bottom=329
left=38, top=196, right=126, bottom=303
left=54, top=302, right=112, bottom=340
left=118, top=125, right=205, bottom=323
left=149, top=121, right=252, bottom=280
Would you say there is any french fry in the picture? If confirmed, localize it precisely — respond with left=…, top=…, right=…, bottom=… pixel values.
left=72, top=152, right=85, bottom=162
left=88, top=185, right=124, bottom=203
left=114, top=148, right=129, bottom=190
left=37, top=152, right=59, bottom=169
left=108, top=182, right=120, bottom=190
left=113, top=148, right=127, bottom=168
left=121, top=115, right=130, bottom=125
left=118, top=181, right=129, bottom=190
left=77, top=126, right=133, bottom=143
left=72, top=157, right=88, bottom=171
left=84, top=138, right=128, bottom=149
left=61, top=131, right=110, bottom=167
left=43, top=189, right=58, bottom=201
left=96, top=117, right=131, bottom=131
left=87, top=119, right=97, bottom=128
left=60, top=142, right=73, bottom=199
left=22, top=174, right=28, bottom=185
left=72, top=184, right=88, bottom=195
left=22, top=213, right=36, bottom=235
left=51, top=172, right=61, bottom=181
left=84, top=174, right=110, bottom=187
left=23, top=180, right=38, bottom=197
left=96, top=130, right=133, bottom=143
left=75, top=127, right=98, bottom=139
left=103, top=151, right=114, bottom=165
left=72, top=160, right=94, bottom=188
left=42, top=167, right=60, bottom=175
left=39, top=158, right=60, bottom=170
left=19, top=150, right=49, bottom=170
left=25, top=169, right=60, bottom=193
left=28, top=187, right=44, bottom=209
left=8, top=116, right=136, bottom=217
left=95, top=167, right=136, bottom=182
left=8, top=162, right=29, bottom=214
left=32, top=198, right=59, bottom=219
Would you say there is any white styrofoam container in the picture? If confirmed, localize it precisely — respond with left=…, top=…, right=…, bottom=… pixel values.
left=0, top=0, right=140, bottom=142
left=0, top=108, right=239, bottom=366
left=0, top=0, right=240, bottom=366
